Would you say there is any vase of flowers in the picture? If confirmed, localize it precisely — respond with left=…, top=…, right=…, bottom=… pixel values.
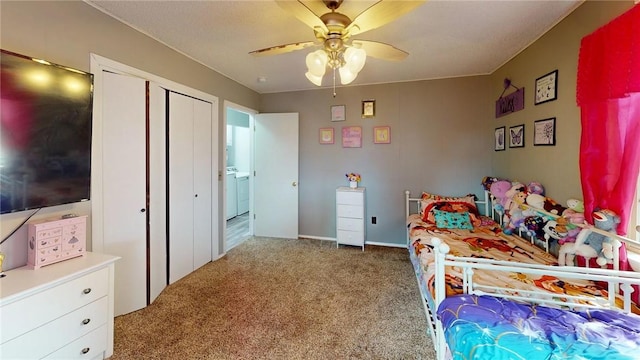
left=345, top=172, right=361, bottom=188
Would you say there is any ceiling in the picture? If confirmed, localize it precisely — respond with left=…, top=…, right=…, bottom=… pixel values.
left=85, top=0, right=582, bottom=94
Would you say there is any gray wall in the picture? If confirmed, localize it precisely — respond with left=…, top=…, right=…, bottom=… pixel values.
left=261, top=77, right=493, bottom=245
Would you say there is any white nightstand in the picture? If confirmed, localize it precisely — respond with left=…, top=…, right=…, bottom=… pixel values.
left=336, top=187, right=365, bottom=250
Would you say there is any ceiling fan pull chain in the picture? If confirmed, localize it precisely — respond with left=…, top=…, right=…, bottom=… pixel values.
left=333, top=68, right=337, bottom=97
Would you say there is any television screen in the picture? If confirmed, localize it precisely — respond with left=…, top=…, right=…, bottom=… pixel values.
left=1, top=49, right=93, bottom=214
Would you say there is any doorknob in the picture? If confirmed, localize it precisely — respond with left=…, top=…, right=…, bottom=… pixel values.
left=292, top=181, right=297, bottom=187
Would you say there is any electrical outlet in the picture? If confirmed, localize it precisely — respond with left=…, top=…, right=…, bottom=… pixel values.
left=372, top=216, right=377, bottom=224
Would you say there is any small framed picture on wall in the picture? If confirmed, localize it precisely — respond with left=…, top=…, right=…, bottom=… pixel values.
left=509, top=124, right=525, bottom=148
left=373, top=126, right=391, bottom=144
left=534, top=70, right=558, bottom=105
left=534, top=117, right=556, bottom=146
left=319, top=127, right=334, bottom=144
left=494, top=126, right=505, bottom=151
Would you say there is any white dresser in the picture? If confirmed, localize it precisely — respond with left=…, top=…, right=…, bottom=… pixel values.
left=336, top=187, right=365, bottom=250
left=0, top=252, right=119, bottom=360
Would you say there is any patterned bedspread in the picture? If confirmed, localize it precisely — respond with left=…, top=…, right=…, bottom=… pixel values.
left=437, top=294, right=640, bottom=360
left=407, top=214, right=614, bottom=305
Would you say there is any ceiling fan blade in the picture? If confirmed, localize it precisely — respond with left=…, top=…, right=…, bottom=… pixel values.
left=276, top=0, right=329, bottom=35
left=346, top=0, right=426, bottom=36
left=352, top=40, right=408, bottom=61
left=249, top=41, right=317, bottom=57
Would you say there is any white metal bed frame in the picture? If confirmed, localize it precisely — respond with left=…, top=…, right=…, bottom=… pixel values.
left=405, top=190, right=640, bottom=360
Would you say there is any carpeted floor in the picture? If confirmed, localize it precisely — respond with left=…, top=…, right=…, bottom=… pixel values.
left=111, top=237, right=435, bottom=359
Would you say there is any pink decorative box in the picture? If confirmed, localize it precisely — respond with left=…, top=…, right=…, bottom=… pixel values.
left=27, top=215, right=87, bottom=269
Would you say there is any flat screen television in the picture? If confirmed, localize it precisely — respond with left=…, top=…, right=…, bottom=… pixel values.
left=1, top=49, right=94, bottom=214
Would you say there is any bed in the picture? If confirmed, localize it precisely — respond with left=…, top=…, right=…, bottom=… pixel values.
left=405, top=189, right=640, bottom=360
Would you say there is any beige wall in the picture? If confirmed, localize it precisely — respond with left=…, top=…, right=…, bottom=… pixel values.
left=489, top=1, right=634, bottom=205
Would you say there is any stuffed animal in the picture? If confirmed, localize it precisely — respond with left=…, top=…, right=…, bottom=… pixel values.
left=526, top=193, right=545, bottom=210
left=566, top=199, right=585, bottom=213
left=527, top=182, right=545, bottom=195
left=489, top=180, right=512, bottom=212
left=543, top=197, right=567, bottom=215
left=542, top=219, right=568, bottom=242
left=558, top=209, right=620, bottom=267
left=481, top=176, right=499, bottom=191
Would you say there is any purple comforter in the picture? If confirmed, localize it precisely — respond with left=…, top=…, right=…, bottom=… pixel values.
left=437, top=295, right=640, bottom=360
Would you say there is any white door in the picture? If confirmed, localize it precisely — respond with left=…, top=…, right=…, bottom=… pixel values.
left=168, top=92, right=195, bottom=284
left=254, top=113, right=299, bottom=239
left=101, top=71, right=147, bottom=315
left=192, top=98, right=213, bottom=270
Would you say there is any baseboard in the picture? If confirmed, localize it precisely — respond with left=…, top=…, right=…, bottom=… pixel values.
left=298, top=235, right=406, bottom=249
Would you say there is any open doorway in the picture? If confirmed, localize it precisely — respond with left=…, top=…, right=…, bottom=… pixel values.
left=224, top=102, right=256, bottom=250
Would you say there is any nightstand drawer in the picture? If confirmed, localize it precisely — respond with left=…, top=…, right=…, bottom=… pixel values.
left=336, top=191, right=363, bottom=206
left=337, top=217, right=364, bottom=232
left=337, top=230, right=364, bottom=246
left=337, top=204, right=363, bottom=219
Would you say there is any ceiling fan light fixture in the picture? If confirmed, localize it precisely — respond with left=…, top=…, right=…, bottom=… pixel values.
left=338, top=66, right=357, bottom=85
left=305, top=71, right=324, bottom=86
left=343, top=47, right=366, bottom=74
left=306, top=50, right=328, bottom=76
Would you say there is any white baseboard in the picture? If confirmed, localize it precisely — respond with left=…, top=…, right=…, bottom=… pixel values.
left=298, top=235, right=406, bottom=249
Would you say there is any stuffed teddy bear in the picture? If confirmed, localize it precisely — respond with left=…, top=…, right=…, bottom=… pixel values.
left=558, top=209, right=620, bottom=267
left=489, top=180, right=512, bottom=213
left=527, top=181, right=545, bottom=196
left=525, top=193, right=545, bottom=210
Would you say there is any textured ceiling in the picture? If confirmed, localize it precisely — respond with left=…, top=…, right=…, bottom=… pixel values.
left=85, top=0, right=583, bottom=94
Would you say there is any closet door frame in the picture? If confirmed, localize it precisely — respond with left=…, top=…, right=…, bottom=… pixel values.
left=90, top=55, right=221, bottom=308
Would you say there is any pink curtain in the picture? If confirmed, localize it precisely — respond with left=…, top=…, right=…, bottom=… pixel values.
left=577, top=4, right=640, bottom=235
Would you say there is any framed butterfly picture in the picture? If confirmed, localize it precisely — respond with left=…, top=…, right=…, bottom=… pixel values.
left=509, top=124, right=525, bottom=148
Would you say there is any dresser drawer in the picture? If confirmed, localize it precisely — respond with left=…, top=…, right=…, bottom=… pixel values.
left=336, top=191, right=363, bottom=206
left=1, top=297, right=108, bottom=359
left=43, top=324, right=108, bottom=360
left=337, top=204, right=363, bottom=219
left=337, top=230, right=364, bottom=246
left=1, top=267, right=109, bottom=343
left=337, top=217, right=364, bottom=232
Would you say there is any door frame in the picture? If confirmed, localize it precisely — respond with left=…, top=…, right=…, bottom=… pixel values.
left=223, top=100, right=258, bottom=253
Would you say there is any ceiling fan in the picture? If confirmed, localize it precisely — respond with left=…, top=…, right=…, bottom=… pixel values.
left=250, top=0, right=425, bottom=87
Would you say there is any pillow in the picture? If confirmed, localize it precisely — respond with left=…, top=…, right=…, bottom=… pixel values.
left=433, top=209, right=473, bottom=230
left=420, top=192, right=478, bottom=222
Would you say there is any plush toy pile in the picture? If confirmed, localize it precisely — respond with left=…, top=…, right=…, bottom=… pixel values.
left=481, top=176, right=618, bottom=267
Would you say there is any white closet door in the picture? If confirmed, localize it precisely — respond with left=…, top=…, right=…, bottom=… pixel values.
left=193, top=99, right=213, bottom=269
left=168, top=92, right=195, bottom=284
left=102, top=71, right=147, bottom=315
left=148, top=83, right=167, bottom=303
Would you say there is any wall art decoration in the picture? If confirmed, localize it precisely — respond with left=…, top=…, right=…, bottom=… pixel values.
left=535, top=70, right=558, bottom=105
left=534, top=117, right=556, bottom=146
left=319, top=127, right=334, bottom=144
left=495, top=78, right=525, bottom=118
left=362, top=100, right=375, bottom=118
left=495, top=126, right=505, bottom=151
left=331, top=105, right=346, bottom=121
left=342, top=126, right=362, bottom=148
left=509, top=124, right=525, bottom=148
left=373, top=126, right=391, bottom=144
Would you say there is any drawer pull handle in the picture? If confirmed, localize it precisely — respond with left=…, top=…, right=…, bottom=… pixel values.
left=81, top=347, right=90, bottom=355
left=82, top=318, right=91, bottom=325
left=82, top=288, right=92, bottom=295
